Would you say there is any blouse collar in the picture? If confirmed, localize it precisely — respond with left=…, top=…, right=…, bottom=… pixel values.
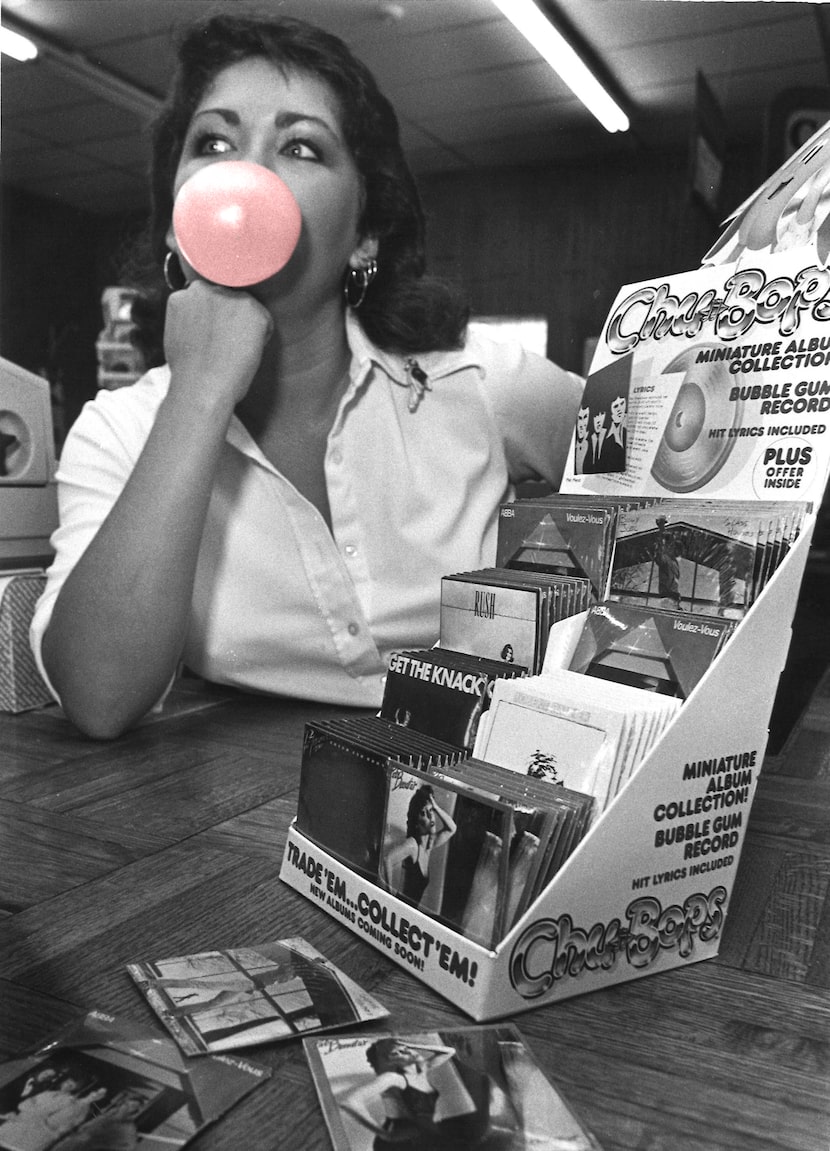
left=345, top=311, right=484, bottom=411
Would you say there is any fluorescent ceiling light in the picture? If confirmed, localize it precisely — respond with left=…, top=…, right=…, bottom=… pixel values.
left=1, top=12, right=160, bottom=118
left=0, top=24, right=38, bottom=61
left=491, top=0, right=629, bottom=134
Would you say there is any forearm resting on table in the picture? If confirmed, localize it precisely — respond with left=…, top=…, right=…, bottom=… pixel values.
left=42, top=388, right=234, bottom=739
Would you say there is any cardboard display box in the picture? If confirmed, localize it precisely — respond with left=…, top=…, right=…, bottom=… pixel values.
left=281, top=518, right=811, bottom=1018
left=284, top=120, right=830, bottom=1017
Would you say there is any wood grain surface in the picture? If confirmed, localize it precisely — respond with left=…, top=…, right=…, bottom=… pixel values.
left=1, top=671, right=829, bottom=1151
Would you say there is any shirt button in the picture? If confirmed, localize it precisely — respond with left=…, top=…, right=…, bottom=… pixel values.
left=344, top=544, right=357, bottom=558
left=348, top=622, right=359, bottom=636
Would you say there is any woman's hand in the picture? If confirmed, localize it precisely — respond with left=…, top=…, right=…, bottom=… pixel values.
left=164, top=280, right=273, bottom=407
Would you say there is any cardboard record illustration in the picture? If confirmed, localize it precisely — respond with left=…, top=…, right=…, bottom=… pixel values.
left=651, top=345, right=744, bottom=492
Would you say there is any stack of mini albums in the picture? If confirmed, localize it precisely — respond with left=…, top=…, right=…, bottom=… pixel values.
left=294, top=490, right=808, bottom=951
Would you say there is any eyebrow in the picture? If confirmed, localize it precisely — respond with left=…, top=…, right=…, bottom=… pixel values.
left=191, top=107, right=340, bottom=138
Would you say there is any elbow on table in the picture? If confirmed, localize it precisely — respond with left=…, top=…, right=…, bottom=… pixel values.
left=72, top=711, right=140, bottom=741
left=61, top=692, right=147, bottom=740
left=47, top=667, right=153, bottom=739
left=40, top=632, right=163, bottom=739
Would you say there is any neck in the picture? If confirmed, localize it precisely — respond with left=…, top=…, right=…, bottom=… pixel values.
left=236, top=306, right=352, bottom=437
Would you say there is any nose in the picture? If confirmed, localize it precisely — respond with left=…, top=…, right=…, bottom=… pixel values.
left=237, top=137, right=272, bottom=172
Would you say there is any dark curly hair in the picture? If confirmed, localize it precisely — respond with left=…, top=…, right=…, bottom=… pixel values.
left=130, top=11, right=468, bottom=361
left=365, top=1036, right=402, bottom=1073
left=406, top=784, right=435, bottom=840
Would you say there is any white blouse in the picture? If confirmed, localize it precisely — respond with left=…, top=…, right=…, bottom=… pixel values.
left=31, top=315, right=583, bottom=709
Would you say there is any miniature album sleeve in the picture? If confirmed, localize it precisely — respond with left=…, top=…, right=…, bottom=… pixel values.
left=568, top=601, right=734, bottom=698
left=296, top=724, right=390, bottom=879
left=440, top=574, right=542, bottom=670
left=380, top=761, right=512, bottom=948
left=378, top=648, right=524, bottom=750
left=0, top=1010, right=269, bottom=1151
left=304, top=1024, right=603, bottom=1151
left=475, top=689, right=613, bottom=800
left=496, top=498, right=613, bottom=599
left=127, top=939, right=389, bottom=1056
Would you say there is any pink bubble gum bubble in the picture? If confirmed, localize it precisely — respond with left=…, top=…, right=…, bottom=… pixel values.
left=172, top=162, right=302, bottom=287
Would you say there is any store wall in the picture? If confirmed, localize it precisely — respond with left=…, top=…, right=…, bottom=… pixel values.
left=0, top=186, right=143, bottom=443
left=419, top=144, right=759, bottom=373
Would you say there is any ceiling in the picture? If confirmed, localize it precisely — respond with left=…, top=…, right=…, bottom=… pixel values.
left=2, top=0, right=830, bottom=218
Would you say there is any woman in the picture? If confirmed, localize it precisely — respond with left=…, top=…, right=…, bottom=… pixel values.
left=340, top=1037, right=459, bottom=1149
left=30, top=13, right=583, bottom=739
left=381, top=784, right=457, bottom=907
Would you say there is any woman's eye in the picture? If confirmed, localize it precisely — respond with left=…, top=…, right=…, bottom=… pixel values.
left=194, top=133, right=232, bottom=156
left=282, top=138, right=320, bottom=161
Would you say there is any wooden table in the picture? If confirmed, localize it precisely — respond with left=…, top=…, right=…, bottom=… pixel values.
left=2, top=672, right=829, bottom=1151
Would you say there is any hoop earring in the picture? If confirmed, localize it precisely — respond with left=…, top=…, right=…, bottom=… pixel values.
left=163, top=251, right=186, bottom=292
left=344, top=258, right=378, bottom=309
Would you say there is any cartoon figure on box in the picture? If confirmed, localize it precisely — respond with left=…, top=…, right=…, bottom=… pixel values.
left=381, top=784, right=456, bottom=909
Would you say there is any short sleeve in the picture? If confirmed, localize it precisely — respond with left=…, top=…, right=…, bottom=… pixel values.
left=471, top=333, right=584, bottom=488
